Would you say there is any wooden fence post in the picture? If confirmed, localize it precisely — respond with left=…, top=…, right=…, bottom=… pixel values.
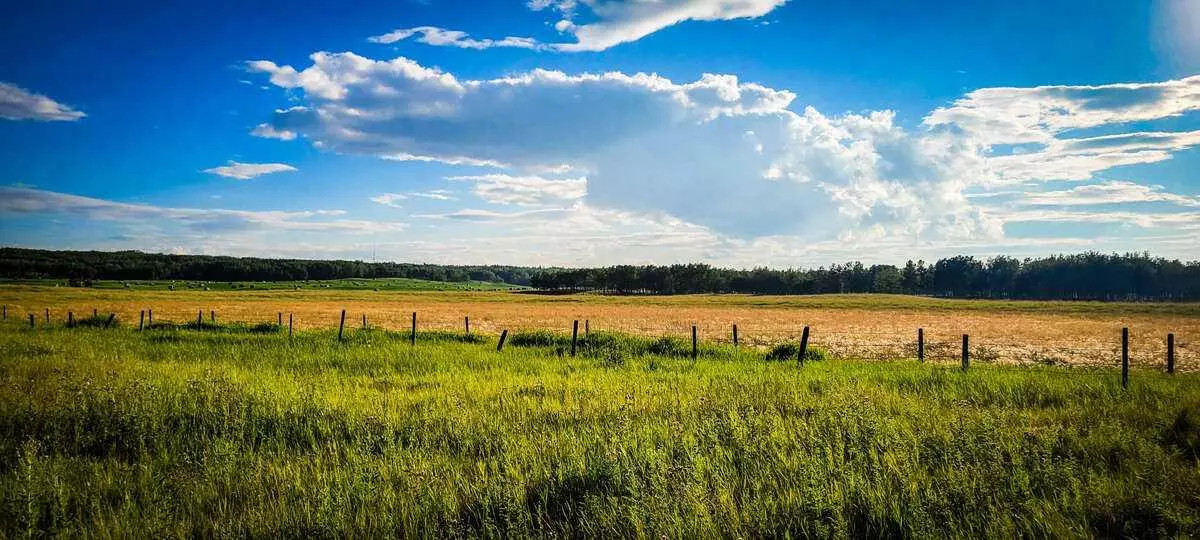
left=210, top=310, right=215, bottom=323
left=2, top=305, right=6, bottom=320
left=44, top=309, right=49, bottom=324
left=148, top=309, right=153, bottom=324
left=692, top=326, right=699, bottom=360
left=585, top=319, right=590, bottom=336
left=798, top=326, right=810, bottom=365
left=1121, top=327, right=1129, bottom=389
left=197, top=310, right=203, bottom=327
left=918, top=328, right=925, bottom=362
left=361, top=313, right=367, bottom=329
left=410, top=312, right=417, bottom=345
left=93, top=308, right=97, bottom=318
left=571, top=320, right=579, bottom=357
left=961, top=334, right=969, bottom=371
left=1167, top=333, right=1175, bottom=374
left=497, top=329, right=508, bottom=351
left=338, top=310, right=346, bottom=341
left=29, top=314, right=34, bottom=328
left=732, top=324, right=739, bottom=347
left=67, top=311, right=74, bottom=327
left=278, top=312, right=283, bottom=326
left=465, top=316, right=470, bottom=335
left=139, top=310, right=145, bottom=331
left=288, top=313, right=294, bottom=338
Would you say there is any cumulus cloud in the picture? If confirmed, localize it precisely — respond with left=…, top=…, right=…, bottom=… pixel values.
left=447, top=174, right=587, bottom=205
left=203, top=161, right=297, bottom=180
left=368, top=26, right=542, bottom=50
left=0, top=82, right=85, bottom=121
left=246, top=51, right=1200, bottom=246
left=0, top=187, right=405, bottom=234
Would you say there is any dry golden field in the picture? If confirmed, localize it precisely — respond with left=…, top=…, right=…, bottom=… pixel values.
left=2, top=285, right=1197, bottom=370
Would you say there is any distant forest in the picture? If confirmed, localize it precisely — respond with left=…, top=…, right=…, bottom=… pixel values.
left=2, top=247, right=1199, bottom=301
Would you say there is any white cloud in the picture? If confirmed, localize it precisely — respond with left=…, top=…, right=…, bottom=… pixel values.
left=536, top=0, right=789, bottom=52
left=369, top=0, right=787, bottom=53
left=447, top=174, right=587, bottom=205
left=0, top=187, right=405, bottom=234
left=203, top=161, right=297, bottom=180
left=250, top=123, right=296, bottom=140
left=409, top=189, right=457, bottom=200
left=370, top=193, right=407, bottom=208
left=247, top=51, right=1200, bottom=251
left=0, top=82, right=85, bottom=121
left=1018, top=181, right=1200, bottom=207
left=368, top=26, right=542, bottom=50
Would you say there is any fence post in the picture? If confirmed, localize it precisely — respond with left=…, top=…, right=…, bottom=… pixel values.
left=497, top=329, right=508, bottom=351
left=571, top=320, right=579, bottom=357
left=465, top=316, right=470, bottom=335
left=288, top=313, right=294, bottom=338
left=279, top=312, right=283, bottom=326
left=961, top=334, right=969, bottom=371
left=1121, top=327, right=1129, bottom=389
left=1167, top=333, right=1175, bottom=374
left=68, top=311, right=74, bottom=327
left=139, top=310, right=145, bottom=331
left=798, top=326, right=810, bottom=365
left=410, top=312, right=416, bottom=345
left=692, top=326, right=699, bottom=360
left=918, top=328, right=925, bottom=362
left=2, top=305, right=6, bottom=320
left=29, top=314, right=34, bottom=328
left=210, top=310, right=215, bottom=323
left=733, top=324, right=739, bottom=347
left=148, top=309, right=152, bottom=324
left=585, top=319, right=590, bottom=336
left=197, top=310, right=203, bottom=327
left=44, top=309, right=49, bottom=324
left=338, top=310, right=346, bottom=341
left=362, top=313, right=367, bottom=329
left=93, top=308, right=97, bottom=318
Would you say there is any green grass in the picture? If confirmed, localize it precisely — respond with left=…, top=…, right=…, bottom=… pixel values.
left=0, top=277, right=525, bottom=292
left=0, top=320, right=1198, bottom=537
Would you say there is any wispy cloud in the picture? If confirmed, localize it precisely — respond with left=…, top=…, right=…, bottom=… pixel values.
left=203, top=161, right=297, bottom=180
left=369, top=26, right=542, bottom=50
left=447, top=173, right=587, bottom=205
left=0, top=82, right=85, bottom=121
left=250, top=123, right=296, bottom=140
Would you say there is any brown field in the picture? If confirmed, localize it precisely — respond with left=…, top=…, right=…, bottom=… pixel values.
left=2, top=285, right=1197, bottom=370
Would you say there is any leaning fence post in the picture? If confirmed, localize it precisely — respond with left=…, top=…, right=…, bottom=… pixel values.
left=338, top=310, right=346, bottom=341
left=692, top=325, right=699, bottom=360
left=288, top=313, right=294, bottom=338
left=798, top=326, right=810, bottom=365
left=139, top=310, right=145, bottom=331
left=1121, top=327, right=1129, bottom=389
left=497, top=329, right=508, bottom=351
left=410, top=312, right=417, bottom=345
left=918, top=328, right=925, bottom=362
left=961, top=334, right=969, bottom=371
left=733, top=324, right=739, bottom=347
left=571, top=320, right=579, bottom=356
left=1167, top=333, right=1175, bottom=374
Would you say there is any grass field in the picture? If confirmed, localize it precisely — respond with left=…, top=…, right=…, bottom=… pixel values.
left=0, top=319, right=1198, bottom=537
left=1, top=285, right=1196, bottom=369
left=0, top=277, right=524, bottom=292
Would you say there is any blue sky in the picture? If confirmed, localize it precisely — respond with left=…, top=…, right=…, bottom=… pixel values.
left=1, top=0, right=1198, bottom=266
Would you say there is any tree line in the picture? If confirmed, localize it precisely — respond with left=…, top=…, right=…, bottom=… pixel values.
left=2, top=248, right=1198, bottom=301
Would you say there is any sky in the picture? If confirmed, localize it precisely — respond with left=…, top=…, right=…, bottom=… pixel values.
left=1, top=0, right=1199, bottom=267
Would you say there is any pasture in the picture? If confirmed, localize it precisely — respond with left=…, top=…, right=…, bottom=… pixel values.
left=0, top=283, right=1198, bottom=536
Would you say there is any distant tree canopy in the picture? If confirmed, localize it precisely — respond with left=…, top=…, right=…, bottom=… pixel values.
left=2, top=248, right=1198, bottom=301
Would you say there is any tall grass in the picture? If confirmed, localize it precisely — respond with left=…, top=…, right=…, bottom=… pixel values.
left=0, top=321, right=1197, bottom=537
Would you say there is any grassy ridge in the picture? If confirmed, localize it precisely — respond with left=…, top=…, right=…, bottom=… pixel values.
left=0, top=322, right=1198, bottom=537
